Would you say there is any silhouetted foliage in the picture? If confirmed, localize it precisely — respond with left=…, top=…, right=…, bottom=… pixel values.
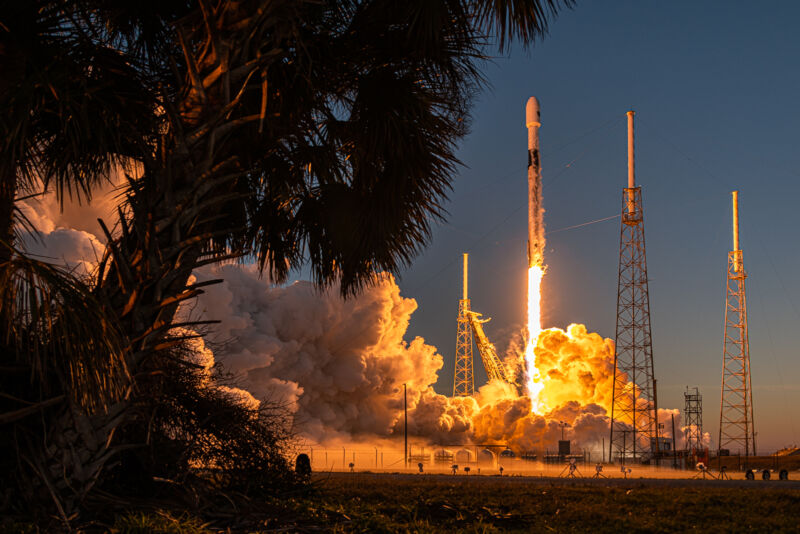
left=0, top=253, right=131, bottom=519
left=0, top=0, right=573, bottom=527
left=104, top=338, right=297, bottom=499
left=0, top=1, right=158, bottom=263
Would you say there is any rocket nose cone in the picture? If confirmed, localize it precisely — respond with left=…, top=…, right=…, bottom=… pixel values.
left=526, top=96, right=540, bottom=128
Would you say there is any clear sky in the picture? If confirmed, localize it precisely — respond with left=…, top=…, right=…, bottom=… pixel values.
left=398, top=1, right=800, bottom=453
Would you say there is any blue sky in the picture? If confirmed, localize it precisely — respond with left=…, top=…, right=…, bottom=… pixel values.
left=397, top=1, right=800, bottom=452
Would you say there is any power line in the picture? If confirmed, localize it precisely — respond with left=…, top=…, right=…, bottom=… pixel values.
left=546, top=214, right=620, bottom=235
left=455, top=114, right=624, bottom=198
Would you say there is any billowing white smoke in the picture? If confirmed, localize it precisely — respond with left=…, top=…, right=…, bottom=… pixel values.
left=16, top=166, right=142, bottom=274
left=17, top=200, right=104, bottom=277
left=188, top=266, right=470, bottom=442
left=185, top=265, right=648, bottom=451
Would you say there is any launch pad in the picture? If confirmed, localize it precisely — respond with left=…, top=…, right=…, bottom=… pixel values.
left=445, top=96, right=761, bottom=467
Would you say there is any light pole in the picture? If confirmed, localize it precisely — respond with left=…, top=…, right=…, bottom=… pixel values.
left=403, top=383, right=408, bottom=469
left=670, top=414, right=678, bottom=469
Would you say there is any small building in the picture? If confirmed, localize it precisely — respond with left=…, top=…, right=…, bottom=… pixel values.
left=650, top=437, right=673, bottom=452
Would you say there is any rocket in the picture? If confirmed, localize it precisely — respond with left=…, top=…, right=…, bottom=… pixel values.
left=526, top=96, right=544, bottom=268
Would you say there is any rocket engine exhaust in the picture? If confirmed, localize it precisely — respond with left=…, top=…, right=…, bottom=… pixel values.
left=526, top=97, right=544, bottom=268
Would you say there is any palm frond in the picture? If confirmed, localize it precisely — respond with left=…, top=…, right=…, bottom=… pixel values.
left=472, top=0, right=575, bottom=52
left=0, top=249, right=130, bottom=415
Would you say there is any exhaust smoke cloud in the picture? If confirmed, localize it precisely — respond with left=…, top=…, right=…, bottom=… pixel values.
left=187, top=266, right=686, bottom=452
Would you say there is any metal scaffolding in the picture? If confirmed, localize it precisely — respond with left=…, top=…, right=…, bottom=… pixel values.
left=609, top=112, right=659, bottom=463
left=719, top=191, right=756, bottom=457
left=453, top=253, right=475, bottom=396
left=684, top=387, right=703, bottom=452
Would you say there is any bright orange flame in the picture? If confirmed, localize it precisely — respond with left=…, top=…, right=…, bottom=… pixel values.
left=525, top=264, right=545, bottom=413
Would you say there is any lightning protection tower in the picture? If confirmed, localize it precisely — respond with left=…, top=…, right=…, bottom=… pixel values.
left=609, top=111, right=659, bottom=463
left=719, top=191, right=756, bottom=458
left=684, top=387, right=703, bottom=452
left=453, top=253, right=475, bottom=396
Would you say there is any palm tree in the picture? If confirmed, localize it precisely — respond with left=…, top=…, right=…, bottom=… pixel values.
left=99, top=0, right=575, bottom=342
left=90, top=0, right=572, bottom=511
left=2, top=0, right=574, bottom=520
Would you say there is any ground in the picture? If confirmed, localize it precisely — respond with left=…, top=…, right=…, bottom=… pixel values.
left=304, top=472, right=800, bottom=533
left=21, top=470, right=799, bottom=532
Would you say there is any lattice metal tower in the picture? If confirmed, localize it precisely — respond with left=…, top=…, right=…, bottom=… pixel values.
left=719, top=191, right=756, bottom=457
left=609, top=111, right=659, bottom=463
left=684, top=387, right=703, bottom=452
left=453, top=253, right=475, bottom=396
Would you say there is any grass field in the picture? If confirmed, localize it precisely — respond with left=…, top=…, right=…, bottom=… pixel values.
left=304, top=473, right=800, bottom=533
left=47, top=471, right=800, bottom=532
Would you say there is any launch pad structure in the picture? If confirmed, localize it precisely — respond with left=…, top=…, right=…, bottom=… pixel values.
left=455, top=95, right=542, bottom=398
left=719, top=191, right=756, bottom=458
left=453, top=253, right=509, bottom=397
left=453, top=254, right=475, bottom=396
left=609, top=111, right=660, bottom=463
left=684, top=387, right=703, bottom=453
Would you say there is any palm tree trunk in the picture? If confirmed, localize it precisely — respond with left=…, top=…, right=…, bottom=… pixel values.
left=99, top=0, right=286, bottom=353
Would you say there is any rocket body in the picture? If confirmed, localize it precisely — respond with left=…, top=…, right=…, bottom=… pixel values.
left=526, top=97, right=544, bottom=268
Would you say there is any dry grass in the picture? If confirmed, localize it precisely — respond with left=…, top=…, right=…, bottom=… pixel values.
left=311, top=473, right=800, bottom=533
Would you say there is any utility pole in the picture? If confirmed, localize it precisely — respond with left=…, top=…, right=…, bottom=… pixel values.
left=403, top=383, right=408, bottom=468
left=610, top=110, right=659, bottom=464
left=671, top=413, right=678, bottom=469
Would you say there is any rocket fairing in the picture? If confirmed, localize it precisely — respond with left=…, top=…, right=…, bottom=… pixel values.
left=526, top=96, right=544, bottom=268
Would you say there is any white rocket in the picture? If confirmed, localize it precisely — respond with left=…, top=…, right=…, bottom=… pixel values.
left=526, top=96, right=544, bottom=268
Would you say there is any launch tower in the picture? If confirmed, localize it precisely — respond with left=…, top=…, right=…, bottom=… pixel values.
left=453, top=253, right=475, bottom=396
left=453, top=253, right=510, bottom=396
left=718, top=191, right=756, bottom=457
left=609, top=111, right=660, bottom=463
